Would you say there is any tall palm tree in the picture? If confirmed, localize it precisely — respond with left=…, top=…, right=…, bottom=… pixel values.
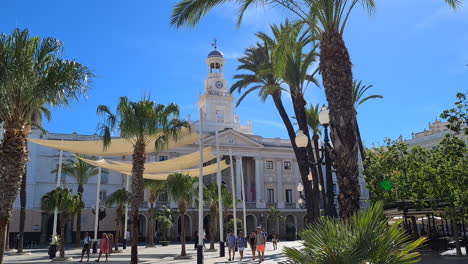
left=0, top=28, right=91, bottom=260
left=96, top=97, right=189, bottom=263
left=41, top=187, right=82, bottom=259
left=284, top=202, right=426, bottom=264
left=143, top=179, right=166, bottom=246
left=105, top=188, right=131, bottom=252
left=230, top=23, right=321, bottom=223
left=352, top=80, right=383, bottom=162
left=166, top=173, right=198, bottom=257
left=170, top=0, right=461, bottom=219
left=53, top=155, right=106, bottom=247
left=203, top=183, right=233, bottom=250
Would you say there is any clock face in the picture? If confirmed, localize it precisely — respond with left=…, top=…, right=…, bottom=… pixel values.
left=215, top=81, right=223, bottom=89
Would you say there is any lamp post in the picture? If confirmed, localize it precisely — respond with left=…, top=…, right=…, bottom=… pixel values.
left=297, top=183, right=305, bottom=209
left=318, top=106, right=337, bottom=218
left=91, top=205, right=106, bottom=253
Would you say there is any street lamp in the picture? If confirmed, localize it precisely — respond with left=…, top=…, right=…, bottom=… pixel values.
left=318, top=106, right=337, bottom=218
left=91, top=204, right=106, bottom=253
left=297, top=183, right=305, bottom=209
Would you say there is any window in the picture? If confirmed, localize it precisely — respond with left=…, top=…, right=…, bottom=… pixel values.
left=267, top=189, right=274, bottom=203
left=158, top=192, right=168, bottom=202
left=216, top=109, right=224, bottom=123
left=265, top=160, right=274, bottom=169
left=159, top=155, right=168, bottom=161
left=284, top=161, right=291, bottom=170
left=100, top=174, right=108, bottom=185
left=285, top=189, right=293, bottom=203
left=99, top=191, right=107, bottom=203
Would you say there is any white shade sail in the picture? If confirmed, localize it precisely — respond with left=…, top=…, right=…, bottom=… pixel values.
left=136, top=160, right=230, bottom=180
left=76, top=147, right=216, bottom=174
left=28, top=127, right=198, bottom=156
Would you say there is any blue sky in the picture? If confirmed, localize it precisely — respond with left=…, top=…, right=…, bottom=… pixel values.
left=2, top=0, right=467, bottom=146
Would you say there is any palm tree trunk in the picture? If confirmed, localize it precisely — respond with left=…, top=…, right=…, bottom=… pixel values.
left=312, top=134, right=328, bottom=216
left=18, top=168, right=27, bottom=253
left=148, top=203, right=155, bottom=246
left=180, top=212, right=186, bottom=256
left=319, top=30, right=360, bottom=219
left=356, top=121, right=366, bottom=163
left=115, top=216, right=120, bottom=251
left=130, top=139, right=146, bottom=264
left=0, top=128, right=29, bottom=263
left=209, top=206, right=216, bottom=250
left=75, top=184, right=84, bottom=248
left=291, top=94, right=321, bottom=221
left=60, top=215, right=65, bottom=258
left=271, top=91, right=317, bottom=223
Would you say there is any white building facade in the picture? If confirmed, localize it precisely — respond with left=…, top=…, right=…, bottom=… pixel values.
left=7, top=47, right=369, bottom=245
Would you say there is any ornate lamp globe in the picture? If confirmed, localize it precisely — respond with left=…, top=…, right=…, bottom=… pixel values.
left=319, top=106, right=330, bottom=125
left=298, top=198, right=303, bottom=205
left=297, top=182, right=304, bottom=192
left=295, top=130, right=308, bottom=148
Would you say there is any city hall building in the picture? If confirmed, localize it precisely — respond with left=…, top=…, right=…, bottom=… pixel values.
left=3, top=48, right=370, bottom=246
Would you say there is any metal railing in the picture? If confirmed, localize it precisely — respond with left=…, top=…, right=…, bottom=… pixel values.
left=246, top=202, right=256, bottom=209
left=266, top=202, right=277, bottom=208
left=284, top=203, right=296, bottom=209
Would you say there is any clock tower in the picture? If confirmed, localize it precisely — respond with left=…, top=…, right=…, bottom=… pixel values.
left=197, top=43, right=252, bottom=134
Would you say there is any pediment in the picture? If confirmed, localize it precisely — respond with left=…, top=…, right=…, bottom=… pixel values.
left=204, top=129, right=263, bottom=148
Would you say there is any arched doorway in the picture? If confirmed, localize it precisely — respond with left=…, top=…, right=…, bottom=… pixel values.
left=138, top=214, right=147, bottom=242
left=285, top=215, right=296, bottom=240
left=246, top=215, right=256, bottom=233
left=177, top=215, right=191, bottom=242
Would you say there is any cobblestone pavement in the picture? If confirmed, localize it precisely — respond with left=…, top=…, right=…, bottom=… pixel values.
left=4, top=241, right=467, bottom=263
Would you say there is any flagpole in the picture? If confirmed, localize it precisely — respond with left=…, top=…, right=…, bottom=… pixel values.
left=229, top=149, right=237, bottom=236
left=51, top=148, right=63, bottom=245
left=215, top=127, right=224, bottom=256
left=93, top=158, right=102, bottom=253
left=123, top=174, right=130, bottom=249
left=197, top=109, right=204, bottom=264
left=239, top=158, right=247, bottom=237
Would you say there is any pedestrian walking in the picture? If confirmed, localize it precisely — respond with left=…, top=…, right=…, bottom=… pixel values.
left=95, top=233, right=110, bottom=262
left=237, top=231, right=247, bottom=261
left=248, top=230, right=257, bottom=261
left=226, top=230, right=237, bottom=261
left=254, top=227, right=266, bottom=263
left=271, top=229, right=279, bottom=250
left=107, top=233, right=114, bottom=254
left=79, top=232, right=92, bottom=263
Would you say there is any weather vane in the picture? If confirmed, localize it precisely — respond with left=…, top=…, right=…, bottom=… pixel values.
left=212, top=38, right=218, bottom=50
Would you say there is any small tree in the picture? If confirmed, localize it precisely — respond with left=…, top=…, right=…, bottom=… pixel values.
left=144, top=179, right=166, bottom=247
left=156, top=206, right=175, bottom=243
left=268, top=206, right=285, bottom=234
left=41, top=187, right=81, bottom=259
left=105, top=188, right=131, bottom=252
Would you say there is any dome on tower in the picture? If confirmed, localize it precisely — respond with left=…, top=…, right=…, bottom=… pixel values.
left=208, top=50, right=224, bottom=58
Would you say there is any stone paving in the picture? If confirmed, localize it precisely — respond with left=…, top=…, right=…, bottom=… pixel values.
left=3, top=241, right=467, bottom=263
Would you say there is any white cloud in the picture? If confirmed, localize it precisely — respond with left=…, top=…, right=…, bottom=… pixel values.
left=253, top=119, right=285, bottom=129
left=415, top=5, right=468, bottom=30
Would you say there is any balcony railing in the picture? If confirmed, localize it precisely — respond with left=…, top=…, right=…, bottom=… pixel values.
left=266, top=202, right=277, bottom=208
left=155, top=201, right=170, bottom=208
left=246, top=202, right=256, bottom=209
left=284, top=203, right=296, bottom=209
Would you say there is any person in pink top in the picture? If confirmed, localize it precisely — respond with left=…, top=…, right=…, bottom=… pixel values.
left=95, top=233, right=110, bottom=262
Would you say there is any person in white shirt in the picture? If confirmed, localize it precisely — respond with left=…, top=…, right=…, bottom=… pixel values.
left=79, top=232, right=92, bottom=263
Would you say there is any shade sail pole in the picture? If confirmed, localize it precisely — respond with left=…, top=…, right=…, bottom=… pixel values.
left=239, top=158, right=247, bottom=237
left=197, top=109, right=204, bottom=264
left=51, top=148, right=63, bottom=245
left=216, top=127, right=224, bottom=249
left=93, top=158, right=102, bottom=245
left=229, top=149, right=237, bottom=236
left=123, top=174, right=130, bottom=249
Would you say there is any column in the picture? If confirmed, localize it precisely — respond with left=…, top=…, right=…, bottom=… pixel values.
left=254, top=157, right=265, bottom=208
left=235, top=156, right=242, bottom=200
left=276, top=160, right=284, bottom=208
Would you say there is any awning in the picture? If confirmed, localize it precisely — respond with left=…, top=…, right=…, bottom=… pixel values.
left=137, top=160, right=230, bottom=180
left=28, top=127, right=198, bottom=156
left=76, top=147, right=216, bottom=174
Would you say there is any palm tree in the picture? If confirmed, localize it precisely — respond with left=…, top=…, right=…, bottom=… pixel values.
left=156, top=205, right=176, bottom=242
left=230, top=23, right=321, bottom=223
left=268, top=206, right=285, bottom=234
left=41, top=187, right=82, bottom=259
left=143, top=179, right=166, bottom=246
left=352, top=80, right=383, bottom=162
left=0, top=28, right=91, bottom=259
left=203, top=183, right=233, bottom=250
left=105, top=188, right=131, bottom=252
left=170, top=0, right=461, bottom=220
left=283, top=202, right=426, bottom=264
left=53, top=155, right=106, bottom=247
left=166, top=173, right=198, bottom=257
left=96, top=97, right=189, bottom=263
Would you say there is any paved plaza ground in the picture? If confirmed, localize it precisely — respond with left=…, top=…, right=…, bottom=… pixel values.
left=3, top=241, right=467, bottom=263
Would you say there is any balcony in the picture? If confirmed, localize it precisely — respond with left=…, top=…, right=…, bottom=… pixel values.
left=246, top=202, right=256, bottom=209
left=155, top=201, right=170, bottom=208
left=284, top=203, right=296, bottom=209
left=266, top=202, right=277, bottom=208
